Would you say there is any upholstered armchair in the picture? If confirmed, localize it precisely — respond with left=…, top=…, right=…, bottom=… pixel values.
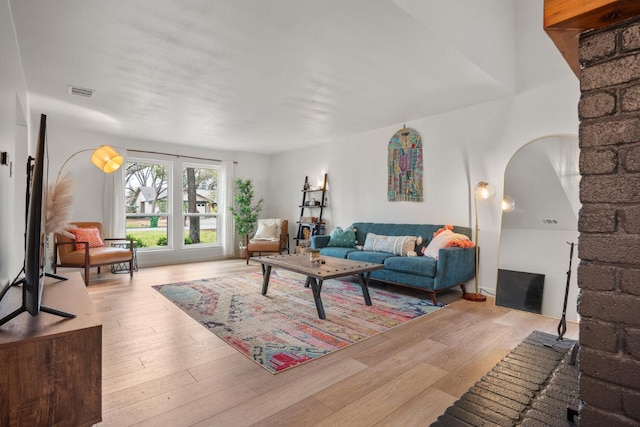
left=246, top=219, right=289, bottom=264
left=53, top=221, right=134, bottom=285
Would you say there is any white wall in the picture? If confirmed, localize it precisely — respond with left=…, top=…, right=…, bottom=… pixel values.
left=499, top=229, right=579, bottom=322
left=497, top=135, right=579, bottom=321
left=45, top=127, right=270, bottom=267
left=268, top=0, right=580, bottom=300
left=0, top=0, right=30, bottom=288
left=268, top=77, right=579, bottom=298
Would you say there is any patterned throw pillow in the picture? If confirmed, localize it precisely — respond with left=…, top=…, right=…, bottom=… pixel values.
left=70, top=227, right=105, bottom=251
left=327, top=226, right=356, bottom=248
left=363, top=233, right=417, bottom=256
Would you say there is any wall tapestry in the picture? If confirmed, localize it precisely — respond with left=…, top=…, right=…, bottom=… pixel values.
left=388, top=127, right=423, bottom=202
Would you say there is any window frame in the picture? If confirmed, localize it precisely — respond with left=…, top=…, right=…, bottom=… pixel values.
left=181, top=162, right=222, bottom=249
left=124, top=157, right=172, bottom=251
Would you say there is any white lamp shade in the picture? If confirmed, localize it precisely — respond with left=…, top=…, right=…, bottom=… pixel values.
left=475, top=181, right=495, bottom=200
left=502, top=195, right=516, bottom=212
left=91, top=145, right=123, bottom=173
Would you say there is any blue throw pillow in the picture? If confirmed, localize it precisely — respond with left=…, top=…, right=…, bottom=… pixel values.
left=327, top=226, right=356, bottom=248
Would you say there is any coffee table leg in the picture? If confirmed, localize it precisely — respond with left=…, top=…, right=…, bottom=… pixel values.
left=308, top=277, right=326, bottom=320
left=261, top=265, right=272, bottom=296
left=357, top=273, right=373, bottom=306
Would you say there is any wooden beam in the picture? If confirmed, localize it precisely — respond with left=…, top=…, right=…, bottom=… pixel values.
left=544, top=0, right=640, bottom=76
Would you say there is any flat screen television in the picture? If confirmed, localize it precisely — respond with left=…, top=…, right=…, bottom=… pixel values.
left=0, top=114, right=74, bottom=327
left=23, top=114, right=48, bottom=314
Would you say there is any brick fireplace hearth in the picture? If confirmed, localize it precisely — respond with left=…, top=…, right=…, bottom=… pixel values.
left=432, top=331, right=578, bottom=426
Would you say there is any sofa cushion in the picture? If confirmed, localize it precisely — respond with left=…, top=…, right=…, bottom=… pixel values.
left=363, top=233, right=417, bottom=256
left=347, top=250, right=393, bottom=264
left=327, top=226, right=356, bottom=248
left=319, top=247, right=357, bottom=259
left=62, top=247, right=132, bottom=264
left=384, top=256, right=436, bottom=278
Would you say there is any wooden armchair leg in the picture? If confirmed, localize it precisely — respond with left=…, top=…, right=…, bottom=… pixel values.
left=129, top=259, right=134, bottom=277
left=84, top=266, right=90, bottom=286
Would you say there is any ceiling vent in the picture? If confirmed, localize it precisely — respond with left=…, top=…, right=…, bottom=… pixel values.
left=68, top=85, right=95, bottom=98
left=541, top=218, right=559, bottom=225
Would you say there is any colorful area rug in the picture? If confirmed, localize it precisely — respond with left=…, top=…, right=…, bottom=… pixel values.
left=153, top=270, right=443, bottom=374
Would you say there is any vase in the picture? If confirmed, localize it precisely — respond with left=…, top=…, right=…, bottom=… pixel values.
left=239, top=245, right=248, bottom=259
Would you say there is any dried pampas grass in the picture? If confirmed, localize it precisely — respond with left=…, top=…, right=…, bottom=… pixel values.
left=46, top=173, right=74, bottom=236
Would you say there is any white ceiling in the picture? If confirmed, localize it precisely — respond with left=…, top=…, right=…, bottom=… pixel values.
left=10, top=0, right=516, bottom=154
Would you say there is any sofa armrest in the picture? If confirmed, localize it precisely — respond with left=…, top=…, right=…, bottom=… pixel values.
left=311, top=235, right=331, bottom=249
left=434, top=246, right=476, bottom=290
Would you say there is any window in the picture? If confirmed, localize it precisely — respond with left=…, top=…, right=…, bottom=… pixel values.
left=182, top=165, right=219, bottom=246
left=122, top=155, right=229, bottom=256
left=124, top=160, right=171, bottom=249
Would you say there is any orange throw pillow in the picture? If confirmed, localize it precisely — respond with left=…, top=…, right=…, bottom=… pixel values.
left=70, top=227, right=105, bottom=250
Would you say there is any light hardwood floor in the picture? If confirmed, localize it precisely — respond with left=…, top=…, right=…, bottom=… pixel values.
left=76, top=259, right=578, bottom=427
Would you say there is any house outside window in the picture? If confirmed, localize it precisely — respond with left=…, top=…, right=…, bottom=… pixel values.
left=125, top=160, right=171, bottom=249
left=123, top=157, right=226, bottom=254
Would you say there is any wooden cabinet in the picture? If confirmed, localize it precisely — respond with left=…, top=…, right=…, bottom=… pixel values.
left=0, top=273, right=102, bottom=427
left=294, top=174, right=328, bottom=248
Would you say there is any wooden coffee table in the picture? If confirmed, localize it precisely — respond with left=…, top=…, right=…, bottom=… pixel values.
left=251, top=254, right=384, bottom=319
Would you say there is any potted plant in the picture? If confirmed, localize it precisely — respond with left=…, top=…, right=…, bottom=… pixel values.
left=230, top=178, right=263, bottom=258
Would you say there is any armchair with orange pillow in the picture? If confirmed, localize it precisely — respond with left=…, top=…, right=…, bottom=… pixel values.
left=53, top=221, right=134, bottom=285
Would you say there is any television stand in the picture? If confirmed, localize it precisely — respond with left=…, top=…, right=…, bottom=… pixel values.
left=0, top=302, right=75, bottom=328
left=45, top=271, right=68, bottom=281
left=10, top=271, right=68, bottom=287
left=0, top=272, right=102, bottom=426
left=0, top=273, right=74, bottom=327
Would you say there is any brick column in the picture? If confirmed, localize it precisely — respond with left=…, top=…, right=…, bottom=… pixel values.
left=578, top=17, right=640, bottom=427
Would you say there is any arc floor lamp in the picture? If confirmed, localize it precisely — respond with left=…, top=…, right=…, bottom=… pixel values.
left=47, top=145, right=124, bottom=236
left=464, top=181, right=495, bottom=302
left=56, top=145, right=124, bottom=184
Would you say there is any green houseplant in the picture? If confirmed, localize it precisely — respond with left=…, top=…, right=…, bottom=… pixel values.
left=230, top=178, right=263, bottom=256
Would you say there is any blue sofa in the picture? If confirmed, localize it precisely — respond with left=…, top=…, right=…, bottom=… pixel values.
left=311, top=222, right=476, bottom=304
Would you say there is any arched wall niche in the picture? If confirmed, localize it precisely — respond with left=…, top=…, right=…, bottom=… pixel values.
left=497, top=134, right=579, bottom=322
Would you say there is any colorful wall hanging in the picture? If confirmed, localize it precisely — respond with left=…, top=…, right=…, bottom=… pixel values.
left=388, top=127, right=423, bottom=202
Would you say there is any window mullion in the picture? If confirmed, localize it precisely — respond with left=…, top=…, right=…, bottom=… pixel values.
left=171, top=159, right=183, bottom=248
